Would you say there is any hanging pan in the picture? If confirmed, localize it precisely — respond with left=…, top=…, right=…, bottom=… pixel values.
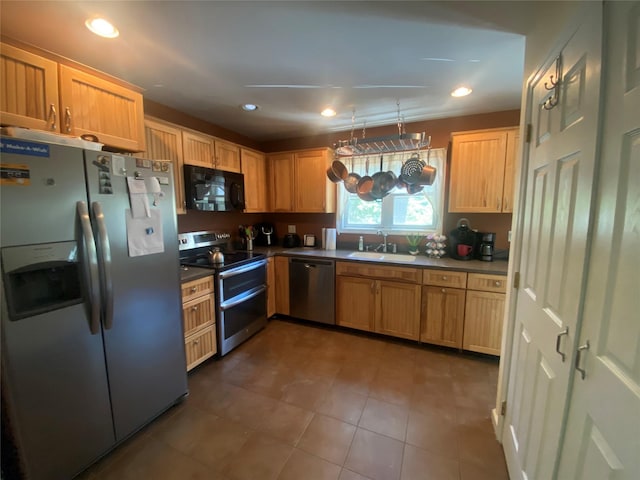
left=326, top=159, right=348, bottom=183
left=415, top=147, right=437, bottom=186
left=399, top=152, right=426, bottom=185
left=357, top=158, right=375, bottom=201
left=344, top=157, right=361, bottom=194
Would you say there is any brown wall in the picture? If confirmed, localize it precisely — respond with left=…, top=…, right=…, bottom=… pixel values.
left=175, top=109, right=519, bottom=253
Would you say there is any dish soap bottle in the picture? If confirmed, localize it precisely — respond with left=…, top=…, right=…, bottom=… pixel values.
left=358, top=236, right=364, bottom=251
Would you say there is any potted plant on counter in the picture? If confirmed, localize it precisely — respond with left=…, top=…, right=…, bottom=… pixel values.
left=406, top=234, right=424, bottom=255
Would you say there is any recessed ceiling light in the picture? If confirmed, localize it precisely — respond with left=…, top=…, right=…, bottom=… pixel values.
left=85, top=16, right=119, bottom=39
left=321, top=108, right=336, bottom=117
left=241, top=103, right=259, bottom=111
left=451, top=87, right=473, bottom=97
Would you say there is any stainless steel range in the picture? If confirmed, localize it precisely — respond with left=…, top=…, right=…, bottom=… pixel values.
left=178, top=231, right=267, bottom=356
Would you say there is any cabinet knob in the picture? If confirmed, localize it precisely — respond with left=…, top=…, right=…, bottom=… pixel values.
left=495, top=281, right=502, bottom=287
left=441, top=276, right=447, bottom=281
left=194, top=340, right=200, bottom=346
left=191, top=287, right=197, bottom=293
left=191, top=306, right=199, bottom=312
left=441, top=288, right=446, bottom=293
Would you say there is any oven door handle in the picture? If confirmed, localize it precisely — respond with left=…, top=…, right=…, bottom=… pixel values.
left=218, top=259, right=267, bottom=280
left=220, top=285, right=266, bottom=311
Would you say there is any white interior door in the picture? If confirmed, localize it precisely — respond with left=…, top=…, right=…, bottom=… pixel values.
left=556, top=2, right=640, bottom=478
left=502, top=4, right=603, bottom=479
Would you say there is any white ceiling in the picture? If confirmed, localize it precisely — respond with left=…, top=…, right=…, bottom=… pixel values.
left=0, top=1, right=535, bottom=142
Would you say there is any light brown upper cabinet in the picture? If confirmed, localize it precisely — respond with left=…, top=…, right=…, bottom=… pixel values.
left=241, top=148, right=269, bottom=212
left=267, top=148, right=335, bottom=213
left=214, top=139, right=241, bottom=173
left=182, top=129, right=214, bottom=168
left=0, top=43, right=145, bottom=152
left=139, top=117, right=186, bottom=214
left=448, top=126, right=519, bottom=213
left=267, top=152, right=296, bottom=211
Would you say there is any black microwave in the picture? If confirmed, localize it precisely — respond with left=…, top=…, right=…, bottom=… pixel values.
left=183, top=165, right=245, bottom=212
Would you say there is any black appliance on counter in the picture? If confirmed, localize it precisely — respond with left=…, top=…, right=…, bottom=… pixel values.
left=449, top=218, right=478, bottom=260
left=282, top=233, right=301, bottom=248
left=476, top=232, right=496, bottom=262
left=178, top=231, right=267, bottom=356
left=254, top=222, right=277, bottom=246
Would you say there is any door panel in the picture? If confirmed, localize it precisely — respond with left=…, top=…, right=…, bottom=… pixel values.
left=503, top=5, right=603, bottom=479
left=557, top=2, right=640, bottom=478
left=84, top=152, right=187, bottom=441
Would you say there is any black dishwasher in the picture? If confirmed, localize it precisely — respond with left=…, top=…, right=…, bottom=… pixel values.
left=288, top=258, right=335, bottom=324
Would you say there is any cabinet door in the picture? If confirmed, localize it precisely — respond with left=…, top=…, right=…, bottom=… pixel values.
left=214, top=139, right=241, bottom=173
left=241, top=148, right=268, bottom=212
left=182, top=130, right=214, bottom=168
left=463, top=290, right=505, bottom=355
left=274, top=256, right=290, bottom=315
left=140, top=118, right=186, bottom=214
left=294, top=148, right=335, bottom=212
left=448, top=129, right=509, bottom=213
left=0, top=43, right=59, bottom=131
left=266, top=257, right=276, bottom=318
left=268, top=152, right=295, bottom=212
left=182, top=293, right=215, bottom=337
left=376, top=281, right=421, bottom=340
left=58, top=64, right=145, bottom=152
left=185, top=325, right=216, bottom=371
left=421, top=286, right=466, bottom=348
left=501, top=128, right=520, bottom=213
left=336, top=275, right=376, bottom=332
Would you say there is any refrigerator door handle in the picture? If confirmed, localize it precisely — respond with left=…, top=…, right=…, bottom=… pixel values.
left=92, top=202, right=114, bottom=330
left=77, top=201, right=101, bottom=335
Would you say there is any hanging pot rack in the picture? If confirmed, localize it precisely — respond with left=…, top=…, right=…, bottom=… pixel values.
left=332, top=102, right=431, bottom=157
left=327, top=102, right=436, bottom=201
left=334, top=132, right=430, bottom=157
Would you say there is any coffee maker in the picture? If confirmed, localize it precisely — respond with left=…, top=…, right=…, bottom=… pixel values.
left=476, top=232, right=496, bottom=262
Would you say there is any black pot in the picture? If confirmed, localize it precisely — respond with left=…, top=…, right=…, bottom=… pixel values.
left=282, top=233, right=301, bottom=248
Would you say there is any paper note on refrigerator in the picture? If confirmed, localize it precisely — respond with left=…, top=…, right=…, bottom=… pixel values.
left=126, top=176, right=150, bottom=218
left=126, top=208, right=164, bottom=257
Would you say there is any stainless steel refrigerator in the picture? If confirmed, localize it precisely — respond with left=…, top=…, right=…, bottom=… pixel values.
left=0, top=138, right=188, bottom=480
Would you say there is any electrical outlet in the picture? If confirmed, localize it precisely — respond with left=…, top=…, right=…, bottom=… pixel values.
left=288, top=225, right=296, bottom=234
left=508, top=230, right=512, bottom=242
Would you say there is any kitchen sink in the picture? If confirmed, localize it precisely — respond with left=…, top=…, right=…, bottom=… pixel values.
left=348, top=251, right=416, bottom=262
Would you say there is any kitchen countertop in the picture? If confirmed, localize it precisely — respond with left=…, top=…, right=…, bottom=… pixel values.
left=179, top=248, right=509, bottom=283
left=179, top=265, right=214, bottom=283
left=252, top=246, right=509, bottom=275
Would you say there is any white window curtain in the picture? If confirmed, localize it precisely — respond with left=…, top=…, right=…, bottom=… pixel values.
left=336, top=148, right=447, bottom=234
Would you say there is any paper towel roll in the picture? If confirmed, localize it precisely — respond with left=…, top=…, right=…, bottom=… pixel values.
left=325, top=228, right=337, bottom=250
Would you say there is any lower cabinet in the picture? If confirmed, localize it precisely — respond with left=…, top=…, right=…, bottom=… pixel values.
left=274, top=256, right=289, bottom=315
left=336, top=275, right=376, bottom=332
left=181, top=276, right=217, bottom=371
left=462, top=273, right=506, bottom=356
left=266, top=257, right=276, bottom=318
left=421, top=286, right=466, bottom=348
left=335, top=262, right=421, bottom=340
left=420, top=270, right=467, bottom=348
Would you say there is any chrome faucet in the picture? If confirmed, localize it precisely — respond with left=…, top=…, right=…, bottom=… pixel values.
left=376, top=230, right=388, bottom=253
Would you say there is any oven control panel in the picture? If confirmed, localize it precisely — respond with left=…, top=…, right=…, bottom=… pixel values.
left=178, top=231, right=231, bottom=250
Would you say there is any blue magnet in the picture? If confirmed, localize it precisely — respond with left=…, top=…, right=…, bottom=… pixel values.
left=145, top=227, right=154, bottom=235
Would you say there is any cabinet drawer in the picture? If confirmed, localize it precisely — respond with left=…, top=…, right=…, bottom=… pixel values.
left=182, top=293, right=215, bottom=336
left=336, top=261, right=421, bottom=283
left=467, top=273, right=507, bottom=293
left=422, top=269, right=467, bottom=288
left=181, top=276, right=214, bottom=302
left=185, top=325, right=217, bottom=371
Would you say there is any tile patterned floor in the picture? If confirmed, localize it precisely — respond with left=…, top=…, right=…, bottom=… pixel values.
left=80, top=319, right=508, bottom=480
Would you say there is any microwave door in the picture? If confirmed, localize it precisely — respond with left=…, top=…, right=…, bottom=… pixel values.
left=229, top=182, right=245, bottom=210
